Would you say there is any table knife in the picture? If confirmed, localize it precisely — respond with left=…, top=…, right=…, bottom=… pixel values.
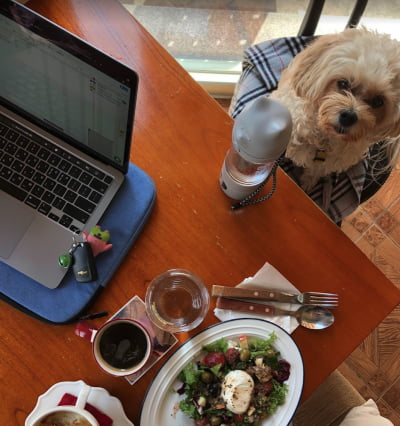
left=212, top=285, right=300, bottom=303
left=215, top=297, right=278, bottom=315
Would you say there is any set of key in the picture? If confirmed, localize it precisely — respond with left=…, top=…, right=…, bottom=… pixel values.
left=58, top=235, right=97, bottom=282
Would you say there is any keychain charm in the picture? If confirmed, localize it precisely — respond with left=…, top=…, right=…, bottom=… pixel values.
left=58, top=235, right=80, bottom=269
left=58, top=253, right=73, bottom=268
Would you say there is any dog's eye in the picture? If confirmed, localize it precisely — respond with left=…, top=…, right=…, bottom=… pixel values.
left=368, top=95, right=384, bottom=109
left=337, top=79, right=351, bottom=91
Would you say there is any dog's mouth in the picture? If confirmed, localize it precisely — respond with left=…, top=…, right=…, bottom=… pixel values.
left=324, top=123, right=349, bottom=136
left=334, top=125, right=348, bottom=135
left=325, top=123, right=355, bottom=141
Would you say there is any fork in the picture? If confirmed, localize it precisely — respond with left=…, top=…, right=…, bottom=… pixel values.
left=212, top=285, right=339, bottom=308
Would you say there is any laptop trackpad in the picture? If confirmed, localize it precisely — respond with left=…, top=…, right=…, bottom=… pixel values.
left=0, top=193, right=34, bottom=259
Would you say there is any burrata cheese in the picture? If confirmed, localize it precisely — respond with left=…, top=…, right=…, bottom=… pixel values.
left=221, top=370, right=254, bottom=414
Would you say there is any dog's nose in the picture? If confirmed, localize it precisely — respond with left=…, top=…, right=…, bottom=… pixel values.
left=339, top=109, right=358, bottom=127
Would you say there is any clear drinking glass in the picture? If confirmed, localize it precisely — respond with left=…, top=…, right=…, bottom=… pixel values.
left=145, top=269, right=210, bottom=333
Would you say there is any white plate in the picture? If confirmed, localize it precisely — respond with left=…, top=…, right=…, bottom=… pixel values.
left=25, top=380, right=134, bottom=426
left=140, top=318, right=304, bottom=426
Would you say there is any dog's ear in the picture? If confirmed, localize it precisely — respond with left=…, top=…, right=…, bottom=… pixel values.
left=285, top=34, right=342, bottom=100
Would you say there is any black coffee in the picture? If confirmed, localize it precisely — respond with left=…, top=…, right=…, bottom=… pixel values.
left=99, top=322, right=148, bottom=370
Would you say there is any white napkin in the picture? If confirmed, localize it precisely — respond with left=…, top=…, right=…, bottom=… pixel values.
left=214, top=262, right=300, bottom=333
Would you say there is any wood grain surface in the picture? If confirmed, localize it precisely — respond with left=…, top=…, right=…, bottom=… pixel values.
left=2, top=0, right=400, bottom=424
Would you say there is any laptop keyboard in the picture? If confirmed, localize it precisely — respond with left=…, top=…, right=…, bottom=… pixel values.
left=0, top=114, right=114, bottom=233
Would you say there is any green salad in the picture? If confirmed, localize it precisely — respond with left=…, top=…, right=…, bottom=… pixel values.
left=176, top=333, right=290, bottom=426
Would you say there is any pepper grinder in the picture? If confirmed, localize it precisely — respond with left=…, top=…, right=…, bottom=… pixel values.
left=220, top=96, right=292, bottom=201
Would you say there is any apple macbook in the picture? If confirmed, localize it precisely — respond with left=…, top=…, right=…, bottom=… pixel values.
left=0, top=1, right=138, bottom=288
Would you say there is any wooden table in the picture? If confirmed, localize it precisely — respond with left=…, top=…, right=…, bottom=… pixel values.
left=2, top=0, right=400, bottom=424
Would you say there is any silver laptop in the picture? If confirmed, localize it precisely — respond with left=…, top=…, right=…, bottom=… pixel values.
left=0, top=1, right=138, bottom=288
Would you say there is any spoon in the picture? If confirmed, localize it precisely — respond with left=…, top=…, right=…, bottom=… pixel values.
left=282, top=304, right=334, bottom=329
left=216, top=297, right=335, bottom=330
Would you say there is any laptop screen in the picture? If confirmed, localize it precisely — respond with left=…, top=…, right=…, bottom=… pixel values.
left=0, top=1, right=138, bottom=174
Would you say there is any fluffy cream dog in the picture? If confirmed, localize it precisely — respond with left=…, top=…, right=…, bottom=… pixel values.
left=270, top=28, right=400, bottom=191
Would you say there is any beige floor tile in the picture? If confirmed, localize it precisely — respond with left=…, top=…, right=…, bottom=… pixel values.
left=368, top=370, right=392, bottom=396
left=373, top=239, right=400, bottom=289
left=377, top=211, right=398, bottom=233
left=382, top=350, right=400, bottom=385
left=379, top=311, right=400, bottom=369
left=343, top=347, right=378, bottom=382
left=349, top=209, right=372, bottom=233
left=377, top=400, right=400, bottom=425
left=361, top=199, right=385, bottom=220
left=338, top=362, right=378, bottom=400
left=364, top=225, right=386, bottom=247
left=389, top=225, right=400, bottom=247
left=342, top=218, right=363, bottom=242
left=360, top=332, right=379, bottom=365
left=354, top=236, right=375, bottom=260
left=373, top=170, right=400, bottom=210
left=382, top=378, right=400, bottom=411
left=341, top=221, right=357, bottom=239
left=389, top=198, right=400, bottom=221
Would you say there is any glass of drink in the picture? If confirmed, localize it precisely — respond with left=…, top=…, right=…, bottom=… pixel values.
left=145, top=269, right=210, bottom=333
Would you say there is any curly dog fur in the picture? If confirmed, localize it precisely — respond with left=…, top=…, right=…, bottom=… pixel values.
left=270, top=28, right=400, bottom=191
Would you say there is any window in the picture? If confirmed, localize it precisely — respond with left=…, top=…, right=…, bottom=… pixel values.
left=120, top=1, right=400, bottom=97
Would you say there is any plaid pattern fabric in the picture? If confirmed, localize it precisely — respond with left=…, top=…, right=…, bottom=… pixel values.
left=230, top=36, right=387, bottom=224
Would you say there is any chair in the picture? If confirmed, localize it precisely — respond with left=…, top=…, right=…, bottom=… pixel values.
left=298, top=0, right=369, bottom=36
left=291, top=370, right=366, bottom=425
left=230, top=0, right=393, bottom=225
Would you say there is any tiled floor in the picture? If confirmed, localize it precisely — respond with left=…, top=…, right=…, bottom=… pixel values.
left=339, top=162, right=400, bottom=424
left=216, top=97, right=400, bottom=424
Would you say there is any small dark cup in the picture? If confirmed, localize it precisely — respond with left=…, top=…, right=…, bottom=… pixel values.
left=76, top=318, right=152, bottom=376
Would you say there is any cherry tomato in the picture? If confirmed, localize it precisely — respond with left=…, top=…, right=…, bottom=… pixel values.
left=200, top=351, right=225, bottom=367
left=225, top=347, right=240, bottom=366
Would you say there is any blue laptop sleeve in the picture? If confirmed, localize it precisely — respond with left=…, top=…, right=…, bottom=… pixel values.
left=0, top=163, right=156, bottom=324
